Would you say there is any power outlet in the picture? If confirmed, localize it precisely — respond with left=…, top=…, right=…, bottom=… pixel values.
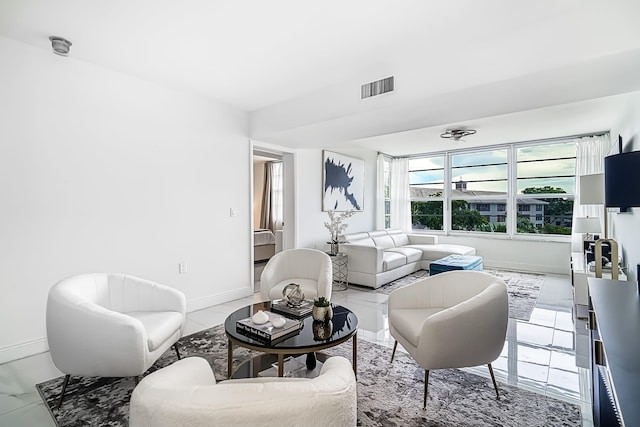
left=178, top=262, right=187, bottom=274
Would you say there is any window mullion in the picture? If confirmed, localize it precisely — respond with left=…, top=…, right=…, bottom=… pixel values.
left=508, top=145, right=517, bottom=238
left=444, top=152, right=452, bottom=234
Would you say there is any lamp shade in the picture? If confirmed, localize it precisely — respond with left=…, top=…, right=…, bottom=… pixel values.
left=573, top=217, right=601, bottom=234
left=605, top=151, right=640, bottom=207
left=579, top=173, right=604, bottom=205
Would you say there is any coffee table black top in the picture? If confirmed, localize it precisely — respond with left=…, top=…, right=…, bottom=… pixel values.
left=224, top=301, right=358, bottom=351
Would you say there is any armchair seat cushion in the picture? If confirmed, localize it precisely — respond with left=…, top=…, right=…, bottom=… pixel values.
left=389, top=307, right=443, bottom=347
left=127, top=311, right=184, bottom=352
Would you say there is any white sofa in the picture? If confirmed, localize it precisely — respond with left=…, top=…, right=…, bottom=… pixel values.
left=340, top=229, right=476, bottom=288
left=129, top=356, right=357, bottom=427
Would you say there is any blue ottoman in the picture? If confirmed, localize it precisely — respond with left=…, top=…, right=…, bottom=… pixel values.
left=429, top=255, right=483, bottom=276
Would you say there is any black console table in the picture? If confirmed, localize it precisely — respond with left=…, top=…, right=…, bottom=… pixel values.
left=588, top=277, right=640, bottom=427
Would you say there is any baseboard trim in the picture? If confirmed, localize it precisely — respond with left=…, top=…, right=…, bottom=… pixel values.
left=0, top=337, right=49, bottom=365
left=484, top=260, right=569, bottom=275
left=186, top=286, right=253, bottom=313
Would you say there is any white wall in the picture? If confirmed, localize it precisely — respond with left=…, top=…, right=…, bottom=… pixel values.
left=294, top=147, right=378, bottom=251
left=610, top=92, right=640, bottom=282
left=0, top=37, right=251, bottom=362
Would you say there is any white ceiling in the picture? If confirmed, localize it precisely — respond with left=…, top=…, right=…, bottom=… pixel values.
left=3, top=0, right=640, bottom=155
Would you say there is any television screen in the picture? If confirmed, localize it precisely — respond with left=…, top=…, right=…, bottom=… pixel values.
left=604, top=151, right=640, bottom=207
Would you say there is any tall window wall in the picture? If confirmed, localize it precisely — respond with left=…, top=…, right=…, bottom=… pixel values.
left=406, top=139, right=576, bottom=237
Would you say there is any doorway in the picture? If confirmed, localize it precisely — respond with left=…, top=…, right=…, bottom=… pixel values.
left=252, top=149, right=287, bottom=292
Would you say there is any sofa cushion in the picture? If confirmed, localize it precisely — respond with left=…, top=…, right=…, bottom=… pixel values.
left=387, top=247, right=422, bottom=264
left=382, top=251, right=407, bottom=271
left=406, top=243, right=476, bottom=260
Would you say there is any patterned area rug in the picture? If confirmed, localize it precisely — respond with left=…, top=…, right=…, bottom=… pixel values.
left=376, top=269, right=544, bottom=321
left=37, top=324, right=581, bottom=427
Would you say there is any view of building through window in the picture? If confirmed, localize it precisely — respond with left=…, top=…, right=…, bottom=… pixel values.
left=407, top=140, right=576, bottom=236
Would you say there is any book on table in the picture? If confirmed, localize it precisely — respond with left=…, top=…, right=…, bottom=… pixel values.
left=236, top=311, right=302, bottom=343
left=270, top=299, right=313, bottom=318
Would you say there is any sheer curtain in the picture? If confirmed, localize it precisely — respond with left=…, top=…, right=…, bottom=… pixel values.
left=571, top=134, right=611, bottom=251
left=390, top=158, right=411, bottom=232
left=270, top=161, right=284, bottom=231
left=259, top=161, right=284, bottom=232
left=376, top=153, right=386, bottom=229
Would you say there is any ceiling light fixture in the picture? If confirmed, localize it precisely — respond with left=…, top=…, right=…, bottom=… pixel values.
left=440, top=128, right=477, bottom=141
left=49, top=36, right=72, bottom=56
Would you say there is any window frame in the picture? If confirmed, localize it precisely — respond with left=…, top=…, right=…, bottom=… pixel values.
left=403, top=138, right=577, bottom=241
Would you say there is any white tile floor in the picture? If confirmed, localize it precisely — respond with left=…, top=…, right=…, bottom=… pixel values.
left=0, top=272, right=593, bottom=426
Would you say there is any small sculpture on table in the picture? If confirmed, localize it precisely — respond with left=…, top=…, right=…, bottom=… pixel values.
left=282, top=283, right=305, bottom=307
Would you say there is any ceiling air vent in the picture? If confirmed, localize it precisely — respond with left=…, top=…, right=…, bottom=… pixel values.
left=361, top=76, right=394, bottom=99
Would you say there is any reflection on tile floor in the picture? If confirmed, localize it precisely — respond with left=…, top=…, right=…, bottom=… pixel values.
left=0, top=272, right=593, bottom=426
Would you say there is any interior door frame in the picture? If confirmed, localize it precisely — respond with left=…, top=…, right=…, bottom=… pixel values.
left=250, top=141, right=295, bottom=272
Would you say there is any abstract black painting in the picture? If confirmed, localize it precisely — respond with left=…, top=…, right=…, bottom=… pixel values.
left=323, top=150, right=364, bottom=211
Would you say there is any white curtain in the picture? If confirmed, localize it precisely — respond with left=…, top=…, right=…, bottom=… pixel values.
left=390, top=158, right=411, bottom=232
left=376, top=153, right=386, bottom=230
left=271, top=161, right=284, bottom=231
left=572, top=134, right=611, bottom=251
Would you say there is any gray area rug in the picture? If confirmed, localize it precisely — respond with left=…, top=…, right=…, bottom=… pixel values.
left=376, top=269, right=544, bottom=321
left=37, top=324, right=581, bottom=427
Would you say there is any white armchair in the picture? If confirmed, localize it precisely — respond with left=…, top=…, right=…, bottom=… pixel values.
left=260, top=248, right=333, bottom=301
left=388, top=270, right=508, bottom=409
left=46, top=273, right=186, bottom=408
left=129, top=356, right=357, bottom=427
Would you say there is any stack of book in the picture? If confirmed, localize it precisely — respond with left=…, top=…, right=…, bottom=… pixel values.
left=270, top=299, right=313, bottom=318
left=236, top=311, right=302, bottom=344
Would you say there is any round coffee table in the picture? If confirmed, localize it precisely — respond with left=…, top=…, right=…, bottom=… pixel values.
left=224, top=301, right=358, bottom=379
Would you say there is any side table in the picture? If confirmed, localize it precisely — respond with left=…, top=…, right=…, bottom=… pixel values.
left=328, top=252, right=348, bottom=291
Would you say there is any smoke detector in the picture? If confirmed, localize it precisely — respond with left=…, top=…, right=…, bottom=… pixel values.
left=440, top=128, right=477, bottom=141
left=49, top=36, right=72, bottom=56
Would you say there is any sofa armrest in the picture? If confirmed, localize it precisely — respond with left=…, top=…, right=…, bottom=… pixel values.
left=340, top=244, right=383, bottom=274
left=407, top=234, right=438, bottom=245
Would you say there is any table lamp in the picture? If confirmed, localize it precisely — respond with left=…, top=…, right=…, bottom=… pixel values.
left=573, top=217, right=601, bottom=242
left=579, top=173, right=618, bottom=279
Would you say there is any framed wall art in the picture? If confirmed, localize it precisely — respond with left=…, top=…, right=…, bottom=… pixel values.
left=322, top=150, right=364, bottom=212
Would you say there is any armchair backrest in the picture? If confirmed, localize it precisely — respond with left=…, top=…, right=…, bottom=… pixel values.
left=130, top=356, right=357, bottom=427
left=260, top=248, right=332, bottom=301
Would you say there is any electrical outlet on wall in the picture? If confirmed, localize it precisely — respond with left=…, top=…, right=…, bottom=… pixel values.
left=179, top=262, right=187, bottom=274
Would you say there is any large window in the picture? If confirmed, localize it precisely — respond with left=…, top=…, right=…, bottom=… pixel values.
left=450, top=149, right=508, bottom=233
left=515, top=142, right=575, bottom=235
left=403, top=139, right=576, bottom=237
left=409, top=156, right=444, bottom=230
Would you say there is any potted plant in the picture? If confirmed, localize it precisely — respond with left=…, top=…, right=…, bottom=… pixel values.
left=312, top=297, right=333, bottom=322
left=324, top=209, right=356, bottom=255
